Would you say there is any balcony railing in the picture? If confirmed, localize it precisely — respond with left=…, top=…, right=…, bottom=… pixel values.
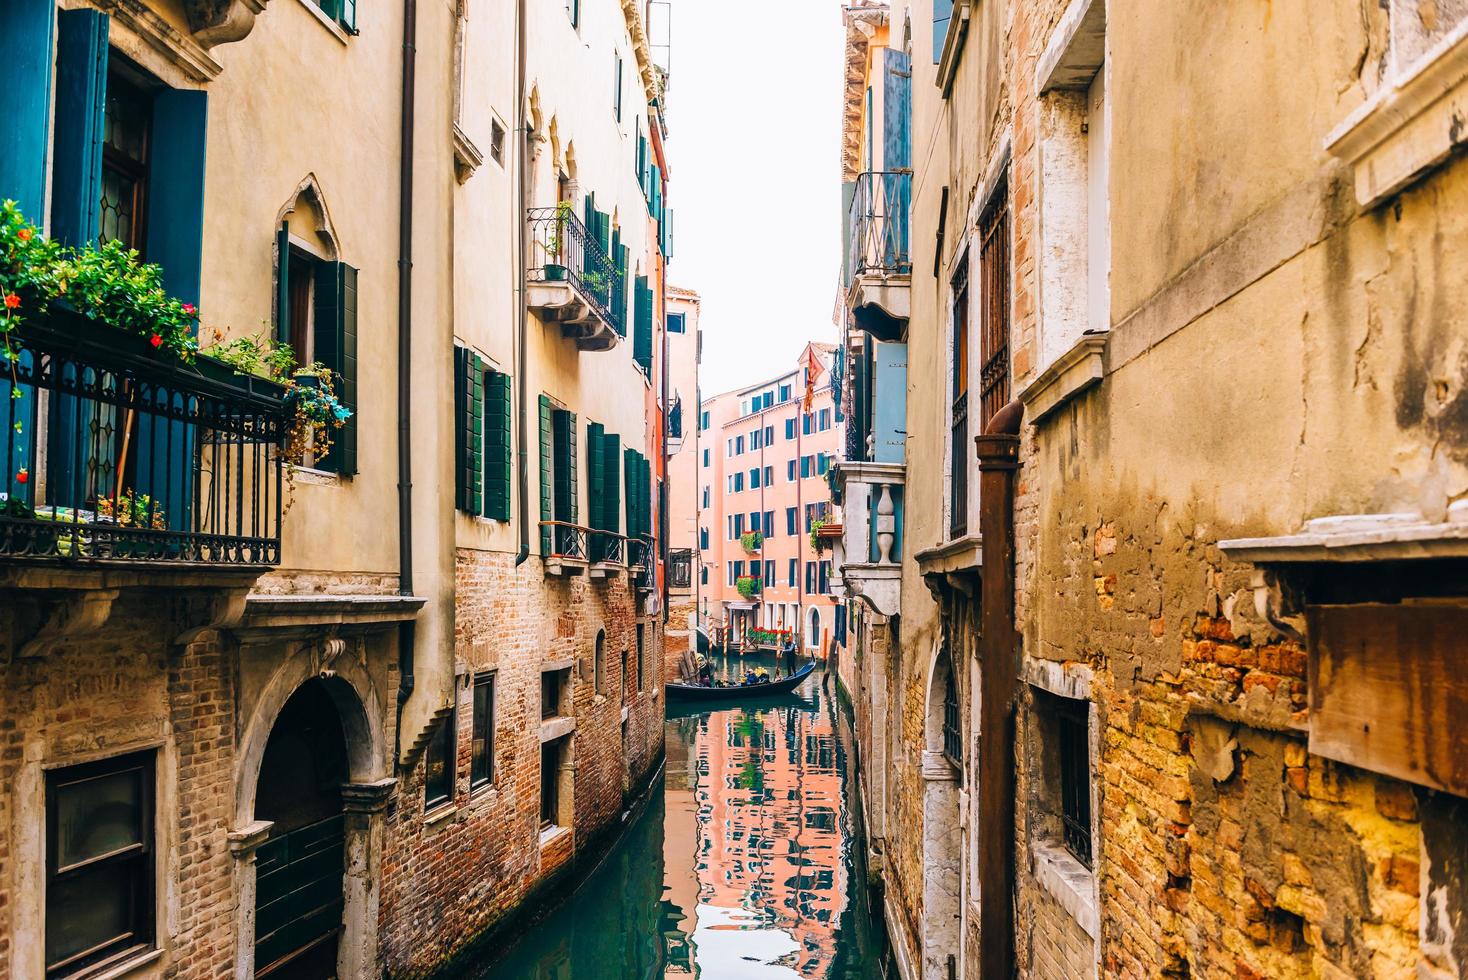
left=835, top=460, right=905, bottom=618
left=949, top=392, right=969, bottom=540
left=628, top=535, right=656, bottom=591
left=539, top=521, right=588, bottom=566
left=848, top=170, right=912, bottom=281
left=589, top=529, right=624, bottom=566
left=0, top=310, right=289, bottom=566
left=527, top=207, right=624, bottom=338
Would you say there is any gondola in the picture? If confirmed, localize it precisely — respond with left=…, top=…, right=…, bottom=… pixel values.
left=666, top=661, right=816, bottom=702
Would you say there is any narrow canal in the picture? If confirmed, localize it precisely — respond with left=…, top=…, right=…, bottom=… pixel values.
left=474, top=652, right=893, bottom=978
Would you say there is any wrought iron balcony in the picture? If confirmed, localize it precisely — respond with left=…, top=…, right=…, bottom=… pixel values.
left=834, top=460, right=905, bottom=618
left=0, top=309, right=289, bottom=568
left=588, top=529, right=625, bottom=579
left=846, top=171, right=911, bottom=340
left=627, top=535, right=655, bottom=592
left=539, top=520, right=589, bottom=575
left=526, top=207, right=624, bottom=351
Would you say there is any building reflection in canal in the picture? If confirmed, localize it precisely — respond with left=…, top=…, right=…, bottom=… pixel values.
left=476, top=654, right=888, bottom=978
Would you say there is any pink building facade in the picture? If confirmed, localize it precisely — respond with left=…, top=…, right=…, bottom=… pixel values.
left=696, top=343, right=844, bottom=655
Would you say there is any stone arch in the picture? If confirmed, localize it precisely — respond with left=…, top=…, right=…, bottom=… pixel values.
left=235, top=640, right=385, bottom=828
left=564, top=139, right=579, bottom=181
left=275, top=174, right=342, bottom=261
left=920, top=639, right=962, bottom=979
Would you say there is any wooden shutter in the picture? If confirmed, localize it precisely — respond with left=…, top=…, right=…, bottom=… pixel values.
left=1, top=0, right=56, bottom=221
left=483, top=370, right=512, bottom=521
left=633, top=276, right=653, bottom=376
left=275, top=223, right=291, bottom=343
left=538, top=395, right=553, bottom=554
left=146, top=89, right=209, bottom=306
left=454, top=348, right=485, bottom=514
left=587, top=421, right=605, bottom=560
left=315, top=262, right=359, bottom=475
left=552, top=409, right=577, bottom=525
left=624, top=448, right=638, bottom=541
left=339, top=0, right=356, bottom=32
left=603, top=434, right=621, bottom=534
left=49, top=8, right=107, bottom=247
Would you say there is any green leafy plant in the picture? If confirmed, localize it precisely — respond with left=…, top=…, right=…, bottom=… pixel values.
left=745, top=627, right=791, bottom=647
left=740, top=530, right=763, bottom=553
left=736, top=575, right=761, bottom=599
left=97, top=489, right=167, bottom=530
left=809, top=517, right=829, bottom=551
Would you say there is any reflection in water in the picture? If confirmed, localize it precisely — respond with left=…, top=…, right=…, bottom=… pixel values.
left=477, top=654, right=890, bottom=978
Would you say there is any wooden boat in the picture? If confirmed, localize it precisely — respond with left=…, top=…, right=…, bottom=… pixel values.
left=666, top=661, right=816, bottom=701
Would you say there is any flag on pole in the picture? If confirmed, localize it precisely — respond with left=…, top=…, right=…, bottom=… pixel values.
left=802, top=347, right=822, bottom=413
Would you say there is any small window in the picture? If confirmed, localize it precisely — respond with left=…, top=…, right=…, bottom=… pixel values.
left=46, top=750, right=156, bottom=977
left=700, top=410, right=710, bottom=430
left=736, top=436, right=745, bottom=454
left=313, top=0, right=357, bottom=33
left=489, top=117, right=506, bottom=166
left=786, top=507, right=797, bottom=535
left=594, top=631, right=606, bottom=694
left=702, top=448, right=710, bottom=467
left=787, top=459, right=796, bottom=481
left=765, top=425, right=774, bottom=444
left=541, top=668, right=570, bottom=719
left=471, top=674, right=495, bottom=790
left=788, top=558, right=797, bottom=586
left=820, top=408, right=831, bottom=431
left=1056, top=697, right=1093, bottom=866
left=785, top=418, right=796, bottom=440
left=636, top=624, right=646, bottom=691
left=700, top=527, right=709, bottom=549
left=423, top=710, right=455, bottom=810
left=750, top=468, right=761, bottom=489
left=764, top=510, right=774, bottom=537
left=941, top=674, right=961, bottom=766
left=668, top=312, right=686, bottom=334
left=764, top=466, right=773, bottom=485
left=702, top=487, right=710, bottom=508
left=565, top=0, right=580, bottom=29
left=613, top=50, right=624, bottom=121
left=541, top=737, right=568, bottom=828
left=701, top=565, right=709, bottom=585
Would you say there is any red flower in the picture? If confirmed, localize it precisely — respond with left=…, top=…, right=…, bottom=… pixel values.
left=3, top=294, right=18, bottom=309
left=150, top=334, right=163, bottom=348
left=182, top=303, right=196, bottom=316
left=15, top=468, right=27, bottom=485
left=16, top=228, right=32, bottom=242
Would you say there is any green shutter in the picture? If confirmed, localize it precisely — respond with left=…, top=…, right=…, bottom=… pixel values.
left=624, top=448, right=637, bottom=544
left=566, top=411, right=578, bottom=526
left=604, top=434, right=621, bottom=535
left=315, top=262, right=359, bottom=475
left=453, top=348, right=485, bottom=514
left=587, top=422, right=605, bottom=561
left=484, top=370, right=512, bottom=521
left=539, top=394, right=553, bottom=555
left=276, top=222, right=291, bottom=343
left=633, top=276, right=653, bottom=376
left=339, top=0, right=356, bottom=32
left=552, top=409, right=577, bottom=525
left=641, top=455, right=652, bottom=541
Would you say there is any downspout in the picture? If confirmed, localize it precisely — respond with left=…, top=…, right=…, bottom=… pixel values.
left=394, top=0, right=419, bottom=755
left=659, top=247, right=670, bottom=623
left=975, top=397, right=1023, bottom=979
left=512, top=0, right=531, bottom=568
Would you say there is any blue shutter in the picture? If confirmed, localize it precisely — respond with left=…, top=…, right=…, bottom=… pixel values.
left=874, top=341, right=908, bottom=464
left=146, top=89, right=208, bottom=306
left=883, top=49, right=912, bottom=269
left=933, top=0, right=953, bottom=64
left=50, top=8, right=107, bottom=246
left=0, top=0, right=55, bottom=221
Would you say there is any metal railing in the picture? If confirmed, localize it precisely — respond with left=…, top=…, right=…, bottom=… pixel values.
left=847, top=170, right=912, bottom=281
left=538, top=520, right=588, bottom=561
left=526, top=207, right=623, bottom=336
left=668, top=547, right=692, bottom=589
left=589, top=529, right=624, bottom=566
left=628, top=535, right=655, bottom=591
left=0, top=310, right=289, bottom=566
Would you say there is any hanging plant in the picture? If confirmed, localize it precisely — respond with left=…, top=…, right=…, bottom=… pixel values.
left=809, top=517, right=829, bottom=551
left=1, top=201, right=350, bottom=519
left=740, top=530, right=763, bottom=553
left=736, top=575, right=761, bottom=599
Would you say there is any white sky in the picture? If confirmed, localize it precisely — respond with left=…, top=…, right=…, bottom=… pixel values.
left=661, top=0, right=847, bottom=397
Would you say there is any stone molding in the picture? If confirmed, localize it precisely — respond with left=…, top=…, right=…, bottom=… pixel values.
left=921, top=749, right=960, bottom=783
left=1035, top=0, right=1106, bottom=94
left=1019, top=332, right=1108, bottom=425
left=1219, top=505, right=1468, bottom=564
left=1030, top=837, right=1099, bottom=938
left=227, top=819, right=274, bottom=858
left=1326, top=16, right=1468, bottom=207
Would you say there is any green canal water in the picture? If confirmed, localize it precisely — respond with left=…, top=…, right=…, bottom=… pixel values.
left=472, top=652, right=893, bottom=979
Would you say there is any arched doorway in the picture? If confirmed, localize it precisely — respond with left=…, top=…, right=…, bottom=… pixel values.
left=921, top=647, right=962, bottom=979
left=808, top=606, right=822, bottom=650
left=253, top=679, right=350, bottom=978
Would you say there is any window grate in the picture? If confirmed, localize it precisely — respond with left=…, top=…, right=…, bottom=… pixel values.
left=942, top=671, right=962, bottom=768
left=978, top=176, right=1011, bottom=430
left=1057, top=698, right=1093, bottom=867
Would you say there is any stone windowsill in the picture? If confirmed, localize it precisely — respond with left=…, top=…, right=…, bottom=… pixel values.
left=424, top=803, right=459, bottom=828
left=914, top=534, right=983, bottom=576
left=86, top=947, right=164, bottom=980
left=1031, top=837, right=1098, bottom=938
left=1218, top=505, right=1468, bottom=564
left=1019, top=332, right=1108, bottom=425
left=539, top=715, right=575, bottom=743
left=539, top=824, right=571, bottom=848
left=292, top=465, right=341, bottom=487
left=1325, top=16, right=1468, bottom=207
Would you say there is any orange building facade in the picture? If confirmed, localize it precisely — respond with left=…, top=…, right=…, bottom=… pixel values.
left=696, top=343, right=844, bottom=655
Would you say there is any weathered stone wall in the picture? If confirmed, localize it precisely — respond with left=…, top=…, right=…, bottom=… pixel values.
left=378, top=549, right=664, bottom=977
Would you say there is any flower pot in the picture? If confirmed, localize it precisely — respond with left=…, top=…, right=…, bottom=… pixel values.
left=543, top=263, right=568, bottom=282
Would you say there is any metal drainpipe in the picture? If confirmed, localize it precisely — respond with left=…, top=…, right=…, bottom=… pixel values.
left=660, top=252, right=670, bottom=622
left=512, top=0, right=531, bottom=568
left=975, top=397, right=1023, bottom=979
left=393, top=0, right=419, bottom=757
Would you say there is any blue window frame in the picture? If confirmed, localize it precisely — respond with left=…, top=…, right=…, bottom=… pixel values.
left=785, top=418, right=796, bottom=439
left=786, top=508, right=797, bottom=535
left=788, top=558, right=797, bottom=586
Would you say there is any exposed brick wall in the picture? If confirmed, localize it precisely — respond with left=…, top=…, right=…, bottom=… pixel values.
left=378, top=550, right=664, bottom=977
left=0, top=594, right=238, bottom=980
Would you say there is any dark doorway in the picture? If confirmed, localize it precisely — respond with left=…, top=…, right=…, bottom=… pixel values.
left=254, top=680, right=350, bottom=978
